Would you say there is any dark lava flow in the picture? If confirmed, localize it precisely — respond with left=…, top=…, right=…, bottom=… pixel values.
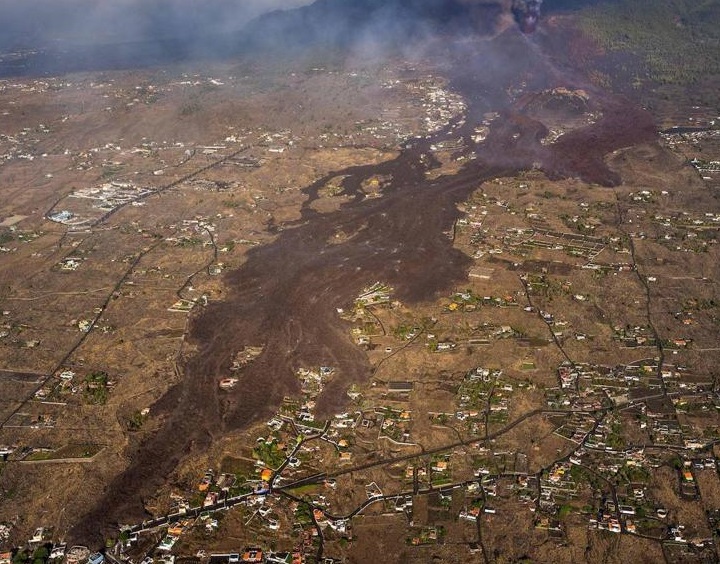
left=70, top=30, right=656, bottom=541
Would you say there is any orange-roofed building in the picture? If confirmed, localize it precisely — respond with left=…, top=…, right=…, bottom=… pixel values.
left=168, top=525, right=184, bottom=536
left=241, top=548, right=263, bottom=563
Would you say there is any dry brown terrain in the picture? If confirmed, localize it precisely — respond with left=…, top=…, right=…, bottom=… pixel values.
left=0, top=7, right=719, bottom=564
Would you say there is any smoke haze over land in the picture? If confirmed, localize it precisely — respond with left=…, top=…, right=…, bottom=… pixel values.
left=0, top=0, right=621, bottom=77
left=0, top=0, right=539, bottom=77
left=0, top=0, right=314, bottom=49
left=0, top=0, right=590, bottom=51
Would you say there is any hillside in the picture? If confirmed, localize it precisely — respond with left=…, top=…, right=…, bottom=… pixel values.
left=578, top=0, right=720, bottom=84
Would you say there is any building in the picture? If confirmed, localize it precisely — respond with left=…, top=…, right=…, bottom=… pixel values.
left=88, top=553, right=105, bottom=564
left=387, top=381, right=414, bottom=394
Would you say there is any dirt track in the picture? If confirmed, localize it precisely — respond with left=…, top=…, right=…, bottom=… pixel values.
left=68, top=29, right=657, bottom=542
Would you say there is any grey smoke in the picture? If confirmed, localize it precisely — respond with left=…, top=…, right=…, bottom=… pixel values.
left=0, top=0, right=514, bottom=77
left=0, top=0, right=314, bottom=50
left=0, top=0, right=577, bottom=77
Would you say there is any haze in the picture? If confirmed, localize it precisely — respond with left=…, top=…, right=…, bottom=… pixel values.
left=0, top=0, right=314, bottom=50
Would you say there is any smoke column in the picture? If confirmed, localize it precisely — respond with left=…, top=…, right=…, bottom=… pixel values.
left=512, top=0, right=543, bottom=33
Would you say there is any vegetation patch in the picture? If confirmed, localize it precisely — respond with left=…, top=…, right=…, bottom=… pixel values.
left=579, top=0, right=720, bottom=84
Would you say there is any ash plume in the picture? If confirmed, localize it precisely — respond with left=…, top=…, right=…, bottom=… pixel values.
left=512, top=0, right=543, bottom=33
left=238, top=0, right=523, bottom=61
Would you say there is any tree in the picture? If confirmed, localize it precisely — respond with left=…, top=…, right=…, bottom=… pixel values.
left=31, top=547, right=48, bottom=562
left=558, top=504, right=572, bottom=519
left=669, top=455, right=683, bottom=470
